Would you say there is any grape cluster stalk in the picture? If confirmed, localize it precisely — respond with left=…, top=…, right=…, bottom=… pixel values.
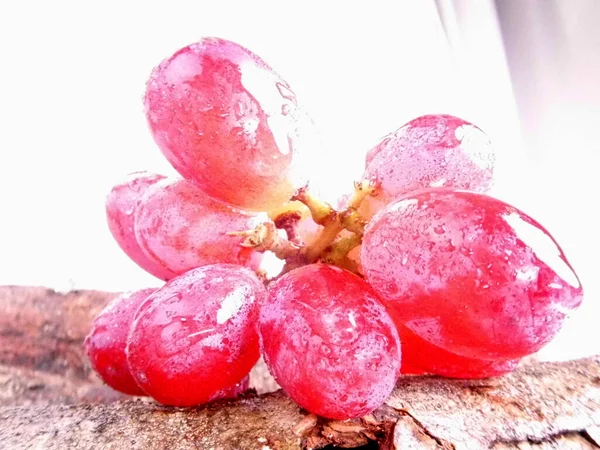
left=88, top=37, right=584, bottom=419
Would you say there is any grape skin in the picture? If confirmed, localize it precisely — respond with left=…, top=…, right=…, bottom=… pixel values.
left=209, top=375, right=250, bottom=402
left=134, top=178, right=267, bottom=275
left=260, top=264, right=401, bottom=419
left=84, top=288, right=155, bottom=395
left=126, top=264, right=265, bottom=406
left=362, top=114, right=495, bottom=217
left=105, top=172, right=177, bottom=280
left=145, top=37, right=313, bottom=211
left=361, top=189, right=583, bottom=360
left=398, top=326, right=519, bottom=378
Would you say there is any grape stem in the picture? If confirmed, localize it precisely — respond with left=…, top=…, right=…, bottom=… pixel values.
left=272, top=211, right=303, bottom=244
left=228, top=222, right=302, bottom=261
left=291, top=186, right=335, bottom=226
left=231, top=181, right=375, bottom=276
left=321, top=234, right=362, bottom=267
left=293, top=181, right=376, bottom=263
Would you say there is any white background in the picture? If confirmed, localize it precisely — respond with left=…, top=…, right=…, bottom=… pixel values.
left=0, top=1, right=597, bottom=360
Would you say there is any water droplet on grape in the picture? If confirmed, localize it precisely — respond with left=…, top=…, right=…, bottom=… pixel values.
left=434, top=225, right=445, bottom=234
left=260, top=264, right=401, bottom=419
left=320, top=344, right=331, bottom=356
left=276, top=82, right=296, bottom=102
left=378, top=136, right=392, bottom=148
left=362, top=190, right=583, bottom=360
left=460, top=246, right=473, bottom=257
left=515, top=267, right=539, bottom=282
left=168, top=292, right=183, bottom=302
left=429, top=178, right=447, bottom=188
left=127, top=265, right=264, bottom=406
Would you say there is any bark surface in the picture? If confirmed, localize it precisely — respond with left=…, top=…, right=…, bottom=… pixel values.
left=1, top=286, right=598, bottom=449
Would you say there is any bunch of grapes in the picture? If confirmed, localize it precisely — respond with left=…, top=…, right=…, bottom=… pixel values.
left=85, top=37, right=583, bottom=419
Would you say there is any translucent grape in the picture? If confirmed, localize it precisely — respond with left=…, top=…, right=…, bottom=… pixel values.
left=145, top=37, right=315, bottom=211
left=209, top=375, right=250, bottom=402
left=105, top=172, right=177, bottom=280
left=361, top=189, right=583, bottom=360
left=84, top=288, right=155, bottom=395
left=126, top=264, right=265, bottom=406
left=134, top=178, right=267, bottom=275
left=398, top=326, right=519, bottom=379
left=260, top=264, right=401, bottom=419
left=362, top=114, right=495, bottom=217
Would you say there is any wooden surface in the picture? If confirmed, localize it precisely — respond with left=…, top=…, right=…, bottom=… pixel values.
left=1, top=286, right=599, bottom=449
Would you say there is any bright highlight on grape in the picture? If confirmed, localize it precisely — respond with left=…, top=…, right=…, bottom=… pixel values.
left=126, top=264, right=265, bottom=406
left=144, top=37, right=316, bottom=212
left=88, top=37, right=584, bottom=419
left=260, top=264, right=401, bottom=419
left=361, top=190, right=582, bottom=360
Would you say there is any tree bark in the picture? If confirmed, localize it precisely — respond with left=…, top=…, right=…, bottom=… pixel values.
left=1, top=286, right=599, bottom=449
left=0, top=285, right=116, bottom=381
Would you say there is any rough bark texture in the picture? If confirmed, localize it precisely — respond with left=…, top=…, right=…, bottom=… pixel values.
left=0, top=363, right=130, bottom=407
left=0, top=286, right=116, bottom=381
left=1, top=286, right=599, bottom=449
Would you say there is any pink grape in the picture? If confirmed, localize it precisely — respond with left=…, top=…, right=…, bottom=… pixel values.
left=126, top=264, right=265, bottom=406
left=105, top=172, right=177, bottom=280
left=260, top=264, right=401, bottom=419
left=398, top=326, right=519, bottom=379
left=144, top=37, right=315, bottom=211
left=362, top=114, right=495, bottom=217
left=84, top=288, right=155, bottom=395
left=361, top=189, right=583, bottom=360
left=209, top=375, right=250, bottom=402
left=134, top=178, right=267, bottom=275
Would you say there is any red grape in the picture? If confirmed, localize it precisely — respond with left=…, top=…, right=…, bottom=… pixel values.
left=362, top=115, right=495, bottom=217
left=126, top=264, right=265, bottom=406
left=144, top=37, right=315, bottom=211
left=209, top=375, right=250, bottom=402
left=134, top=178, right=267, bottom=275
left=260, top=264, right=401, bottom=419
left=361, top=189, right=583, bottom=360
left=84, top=288, right=155, bottom=395
left=105, top=172, right=177, bottom=280
left=398, top=326, right=519, bottom=378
